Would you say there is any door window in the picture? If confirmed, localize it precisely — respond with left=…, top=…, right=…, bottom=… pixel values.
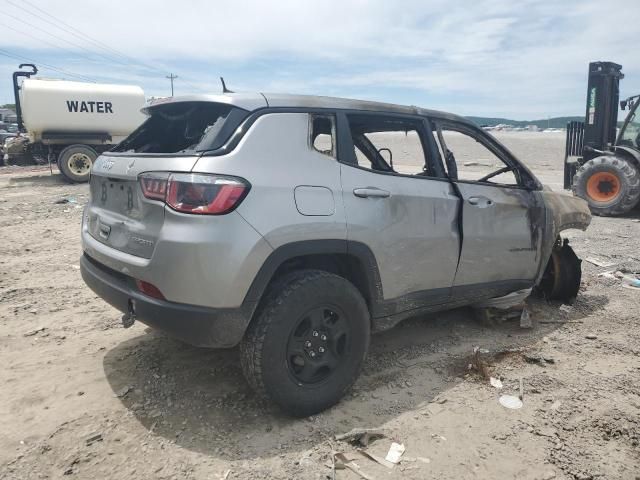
left=310, top=114, right=336, bottom=158
left=343, top=114, right=438, bottom=177
left=432, top=123, right=521, bottom=186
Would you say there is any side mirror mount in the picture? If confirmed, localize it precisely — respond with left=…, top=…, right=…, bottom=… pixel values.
left=378, top=147, right=393, bottom=168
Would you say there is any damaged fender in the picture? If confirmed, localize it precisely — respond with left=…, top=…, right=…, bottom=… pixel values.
left=535, top=189, right=591, bottom=285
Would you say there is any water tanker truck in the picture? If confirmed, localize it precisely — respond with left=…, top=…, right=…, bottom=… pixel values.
left=7, top=64, right=146, bottom=182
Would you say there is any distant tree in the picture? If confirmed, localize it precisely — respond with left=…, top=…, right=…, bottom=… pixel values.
left=1, top=104, right=15, bottom=110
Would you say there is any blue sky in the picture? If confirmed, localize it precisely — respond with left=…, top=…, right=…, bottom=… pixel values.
left=0, top=0, right=639, bottom=119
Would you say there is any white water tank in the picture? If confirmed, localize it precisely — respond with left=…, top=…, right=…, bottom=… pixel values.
left=19, top=78, right=146, bottom=142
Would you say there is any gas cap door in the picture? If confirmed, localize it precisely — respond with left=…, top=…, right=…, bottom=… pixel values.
left=294, top=185, right=335, bottom=216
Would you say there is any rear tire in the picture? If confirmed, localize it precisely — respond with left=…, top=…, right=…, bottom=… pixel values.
left=572, top=155, right=640, bottom=216
left=240, top=269, right=370, bottom=416
left=58, top=145, right=97, bottom=183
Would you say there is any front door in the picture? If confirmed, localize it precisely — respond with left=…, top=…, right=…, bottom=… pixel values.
left=431, top=120, right=543, bottom=290
left=337, top=113, right=460, bottom=316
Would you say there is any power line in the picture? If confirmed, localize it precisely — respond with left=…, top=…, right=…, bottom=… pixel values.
left=1, top=5, right=137, bottom=70
left=0, top=48, right=97, bottom=82
left=14, top=0, right=210, bottom=92
left=15, top=0, right=156, bottom=72
left=2, top=0, right=210, bottom=92
left=0, top=21, right=115, bottom=72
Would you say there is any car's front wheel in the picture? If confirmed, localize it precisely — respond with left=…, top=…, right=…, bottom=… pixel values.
left=240, top=269, right=370, bottom=416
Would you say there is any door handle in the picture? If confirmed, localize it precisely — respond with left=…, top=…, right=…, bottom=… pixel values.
left=353, top=188, right=391, bottom=198
left=468, top=196, right=493, bottom=207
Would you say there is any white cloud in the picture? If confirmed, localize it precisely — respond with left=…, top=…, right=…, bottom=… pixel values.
left=0, top=0, right=639, bottom=118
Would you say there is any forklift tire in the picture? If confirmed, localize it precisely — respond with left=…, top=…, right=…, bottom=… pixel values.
left=58, top=145, right=97, bottom=183
left=572, top=155, right=640, bottom=216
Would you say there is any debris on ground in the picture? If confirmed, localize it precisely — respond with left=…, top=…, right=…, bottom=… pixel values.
left=490, top=377, right=503, bottom=389
left=469, top=346, right=491, bottom=379
left=334, top=453, right=373, bottom=480
left=559, top=304, right=573, bottom=314
left=407, top=456, right=431, bottom=465
left=585, top=334, right=598, bottom=340
left=499, top=395, right=523, bottom=410
left=335, top=428, right=386, bottom=447
left=384, top=442, right=405, bottom=464
left=598, top=270, right=617, bottom=279
left=523, top=353, right=555, bottom=366
left=520, top=306, right=533, bottom=328
left=85, top=433, right=103, bottom=446
left=23, top=326, right=46, bottom=337
left=115, top=386, right=132, bottom=398
left=54, top=197, right=77, bottom=204
left=519, top=378, right=524, bottom=400
left=584, top=257, right=615, bottom=268
left=473, top=288, right=532, bottom=310
left=358, top=448, right=394, bottom=469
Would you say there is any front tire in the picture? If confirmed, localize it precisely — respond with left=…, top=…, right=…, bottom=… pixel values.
left=240, top=269, right=370, bottom=416
left=536, top=239, right=582, bottom=301
left=58, top=145, right=97, bottom=183
left=572, top=155, right=640, bottom=216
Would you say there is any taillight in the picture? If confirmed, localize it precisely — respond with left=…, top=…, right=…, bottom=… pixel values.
left=139, top=172, right=250, bottom=215
left=140, top=174, right=168, bottom=201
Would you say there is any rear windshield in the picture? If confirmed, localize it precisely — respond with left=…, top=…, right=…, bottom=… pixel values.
left=113, top=101, right=248, bottom=154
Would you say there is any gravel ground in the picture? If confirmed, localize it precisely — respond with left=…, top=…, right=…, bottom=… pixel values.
left=1, top=132, right=639, bottom=479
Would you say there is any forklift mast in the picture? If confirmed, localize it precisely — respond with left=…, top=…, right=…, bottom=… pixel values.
left=582, top=61, right=623, bottom=157
left=564, top=61, right=623, bottom=188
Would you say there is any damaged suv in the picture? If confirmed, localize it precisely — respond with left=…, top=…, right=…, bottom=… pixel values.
left=81, top=93, right=591, bottom=415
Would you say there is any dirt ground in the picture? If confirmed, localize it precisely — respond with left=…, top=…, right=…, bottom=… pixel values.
left=1, top=132, right=639, bottom=480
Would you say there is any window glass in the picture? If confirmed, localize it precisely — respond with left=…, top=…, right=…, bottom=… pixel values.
left=346, top=115, right=431, bottom=176
left=114, top=101, right=246, bottom=154
left=310, top=115, right=335, bottom=158
left=619, top=101, right=640, bottom=149
left=434, top=125, right=519, bottom=185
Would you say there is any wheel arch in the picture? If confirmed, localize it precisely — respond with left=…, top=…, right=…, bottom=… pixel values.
left=242, top=240, right=383, bottom=317
left=613, top=145, right=640, bottom=169
left=534, top=190, right=591, bottom=284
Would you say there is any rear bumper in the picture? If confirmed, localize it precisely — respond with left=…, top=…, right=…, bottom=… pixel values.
left=80, top=254, right=254, bottom=348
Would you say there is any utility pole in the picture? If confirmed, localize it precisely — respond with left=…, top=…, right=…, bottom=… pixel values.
left=166, top=73, right=178, bottom=96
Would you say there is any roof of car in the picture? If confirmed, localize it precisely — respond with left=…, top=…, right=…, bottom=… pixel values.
left=144, top=92, right=473, bottom=125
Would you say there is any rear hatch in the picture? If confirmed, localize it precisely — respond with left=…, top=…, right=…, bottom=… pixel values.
left=86, top=100, right=249, bottom=258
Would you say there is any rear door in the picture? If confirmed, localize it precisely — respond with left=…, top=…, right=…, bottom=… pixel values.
left=431, top=120, right=543, bottom=290
left=337, top=112, right=460, bottom=315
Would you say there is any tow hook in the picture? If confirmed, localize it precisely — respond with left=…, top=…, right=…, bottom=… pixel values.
left=121, top=299, right=136, bottom=328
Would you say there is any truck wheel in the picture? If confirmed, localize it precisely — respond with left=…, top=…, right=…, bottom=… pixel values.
left=58, top=145, right=97, bottom=183
left=572, top=155, right=640, bottom=216
left=240, top=269, right=370, bottom=416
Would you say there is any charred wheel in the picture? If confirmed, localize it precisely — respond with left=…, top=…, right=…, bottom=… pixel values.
left=537, top=239, right=582, bottom=301
left=573, top=155, right=640, bottom=216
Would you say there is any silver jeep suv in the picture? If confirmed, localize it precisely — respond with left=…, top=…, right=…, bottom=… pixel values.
left=81, top=93, right=591, bottom=415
